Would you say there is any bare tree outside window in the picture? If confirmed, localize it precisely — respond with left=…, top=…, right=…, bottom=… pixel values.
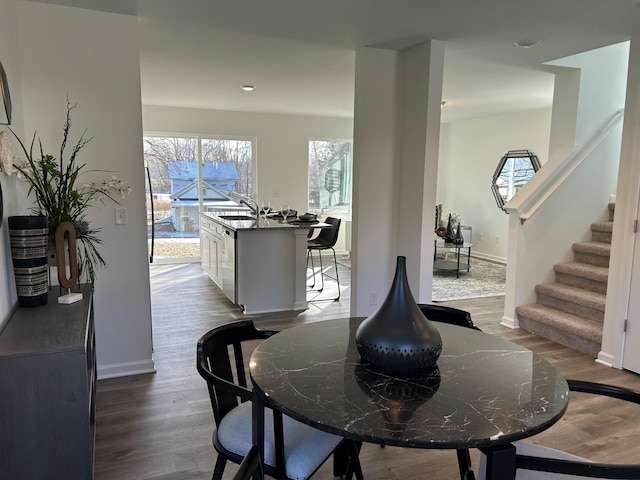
left=201, top=138, right=253, bottom=196
left=308, top=139, right=352, bottom=220
left=144, top=137, right=197, bottom=195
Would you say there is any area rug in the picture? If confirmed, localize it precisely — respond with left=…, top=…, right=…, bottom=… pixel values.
left=432, top=257, right=506, bottom=301
left=336, top=256, right=505, bottom=302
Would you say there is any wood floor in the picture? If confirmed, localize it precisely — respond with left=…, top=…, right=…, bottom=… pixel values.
left=94, top=261, right=640, bottom=479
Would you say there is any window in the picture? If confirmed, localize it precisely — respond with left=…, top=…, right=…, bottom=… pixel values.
left=308, top=139, right=352, bottom=219
left=491, top=149, right=541, bottom=213
left=201, top=138, right=253, bottom=196
left=142, top=135, right=254, bottom=261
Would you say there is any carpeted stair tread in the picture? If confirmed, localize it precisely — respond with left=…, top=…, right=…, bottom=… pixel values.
left=516, top=304, right=602, bottom=356
left=591, top=221, right=613, bottom=233
left=536, top=282, right=606, bottom=313
left=572, top=241, right=611, bottom=256
left=553, top=262, right=609, bottom=284
left=516, top=304, right=602, bottom=342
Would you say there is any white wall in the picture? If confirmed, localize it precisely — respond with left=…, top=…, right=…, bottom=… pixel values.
left=142, top=105, right=354, bottom=252
left=14, top=2, right=154, bottom=379
left=437, top=108, right=552, bottom=262
left=0, top=0, right=20, bottom=327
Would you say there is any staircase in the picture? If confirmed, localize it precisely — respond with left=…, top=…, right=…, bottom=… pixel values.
left=516, top=203, right=614, bottom=357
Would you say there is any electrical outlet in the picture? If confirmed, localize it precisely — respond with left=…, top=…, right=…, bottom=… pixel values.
left=115, top=207, right=127, bottom=225
left=369, top=292, right=378, bottom=306
left=273, top=189, right=281, bottom=197
left=479, top=232, right=484, bottom=241
left=496, top=235, right=500, bottom=244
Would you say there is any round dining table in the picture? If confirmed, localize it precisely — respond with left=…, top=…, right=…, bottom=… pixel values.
left=249, top=317, right=569, bottom=479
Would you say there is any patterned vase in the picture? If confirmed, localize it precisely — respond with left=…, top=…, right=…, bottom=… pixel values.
left=355, top=256, right=442, bottom=375
left=8, top=216, right=49, bottom=307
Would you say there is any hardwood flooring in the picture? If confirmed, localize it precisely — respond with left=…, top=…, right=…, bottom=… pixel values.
left=94, top=262, right=640, bottom=479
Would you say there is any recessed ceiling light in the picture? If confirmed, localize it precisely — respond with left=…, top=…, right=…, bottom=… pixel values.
left=513, top=39, right=542, bottom=49
left=241, top=85, right=256, bottom=91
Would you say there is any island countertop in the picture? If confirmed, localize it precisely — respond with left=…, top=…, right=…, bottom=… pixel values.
left=202, top=211, right=323, bottom=232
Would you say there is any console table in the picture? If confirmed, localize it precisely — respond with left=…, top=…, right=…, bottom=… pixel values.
left=0, top=286, right=96, bottom=479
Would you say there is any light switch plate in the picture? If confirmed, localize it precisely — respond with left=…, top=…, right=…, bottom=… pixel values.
left=115, top=207, right=127, bottom=225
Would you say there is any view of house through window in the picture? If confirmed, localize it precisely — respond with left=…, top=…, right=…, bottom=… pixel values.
left=143, top=136, right=253, bottom=262
left=308, top=139, right=352, bottom=219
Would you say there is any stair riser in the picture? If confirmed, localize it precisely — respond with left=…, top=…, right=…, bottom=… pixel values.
left=591, top=231, right=612, bottom=243
left=554, top=272, right=607, bottom=294
left=537, top=293, right=604, bottom=322
left=573, top=252, right=610, bottom=267
left=518, top=315, right=600, bottom=357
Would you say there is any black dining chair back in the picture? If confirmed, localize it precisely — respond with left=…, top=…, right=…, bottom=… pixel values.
left=197, top=320, right=362, bottom=480
left=478, top=380, right=640, bottom=479
left=307, top=217, right=342, bottom=301
left=418, top=303, right=479, bottom=480
left=418, top=304, right=481, bottom=331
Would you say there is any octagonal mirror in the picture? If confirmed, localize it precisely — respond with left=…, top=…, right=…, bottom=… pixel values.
left=491, top=149, right=541, bottom=213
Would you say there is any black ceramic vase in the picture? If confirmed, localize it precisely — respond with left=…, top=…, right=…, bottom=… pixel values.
left=444, top=214, right=455, bottom=243
left=8, top=215, right=49, bottom=307
left=452, top=222, right=464, bottom=245
left=355, top=256, right=442, bottom=375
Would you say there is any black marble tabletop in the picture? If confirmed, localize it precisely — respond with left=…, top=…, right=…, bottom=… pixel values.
left=250, top=317, right=569, bottom=449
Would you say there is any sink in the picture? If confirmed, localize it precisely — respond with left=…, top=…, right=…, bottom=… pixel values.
left=218, top=214, right=256, bottom=221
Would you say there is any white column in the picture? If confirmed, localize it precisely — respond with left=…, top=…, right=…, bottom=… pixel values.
left=351, top=41, right=444, bottom=316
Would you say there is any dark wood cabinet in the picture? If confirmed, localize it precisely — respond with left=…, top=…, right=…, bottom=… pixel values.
left=0, top=286, right=96, bottom=479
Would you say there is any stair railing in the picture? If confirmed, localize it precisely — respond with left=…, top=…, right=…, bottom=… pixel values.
left=503, top=109, right=624, bottom=223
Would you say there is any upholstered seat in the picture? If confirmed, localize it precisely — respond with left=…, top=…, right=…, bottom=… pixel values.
left=232, top=445, right=263, bottom=480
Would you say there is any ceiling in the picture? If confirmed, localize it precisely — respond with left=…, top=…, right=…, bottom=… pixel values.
left=34, top=0, right=640, bottom=122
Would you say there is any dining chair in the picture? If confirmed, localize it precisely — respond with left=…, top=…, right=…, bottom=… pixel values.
left=418, top=303, right=479, bottom=480
left=477, top=379, right=640, bottom=479
left=417, top=303, right=481, bottom=331
left=232, top=444, right=263, bottom=480
left=197, top=320, right=363, bottom=480
left=307, top=217, right=341, bottom=301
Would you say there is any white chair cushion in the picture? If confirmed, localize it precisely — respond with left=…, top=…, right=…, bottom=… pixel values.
left=217, top=401, right=343, bottom=480
left=478, top=440, right=592, bottom=480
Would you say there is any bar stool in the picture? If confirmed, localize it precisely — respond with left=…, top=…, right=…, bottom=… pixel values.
left=307, top=217, right=341, bottom=301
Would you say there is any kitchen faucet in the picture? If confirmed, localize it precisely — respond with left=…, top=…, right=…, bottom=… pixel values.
left=239, top=197, right=259, bottom=217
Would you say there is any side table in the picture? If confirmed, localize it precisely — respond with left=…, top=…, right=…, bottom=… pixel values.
left=433, top=239, right=473, bottom=278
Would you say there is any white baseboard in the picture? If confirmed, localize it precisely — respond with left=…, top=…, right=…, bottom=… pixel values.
left=97, top=359, right=156, bottom=380
left=471, top=252, right=507, bottom=264
left=501, top=314, right=519, bottom=329
left=596, top=351, right=615, bottom=368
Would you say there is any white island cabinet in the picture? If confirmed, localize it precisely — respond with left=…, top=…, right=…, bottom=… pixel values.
left=201, top=213, right=314, bottom=314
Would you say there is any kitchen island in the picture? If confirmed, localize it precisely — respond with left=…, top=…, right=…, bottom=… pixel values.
left=201, top=212, right=322, bottom=314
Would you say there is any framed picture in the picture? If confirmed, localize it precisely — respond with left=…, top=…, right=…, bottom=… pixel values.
left=0, top=60, right=11, bottom=125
